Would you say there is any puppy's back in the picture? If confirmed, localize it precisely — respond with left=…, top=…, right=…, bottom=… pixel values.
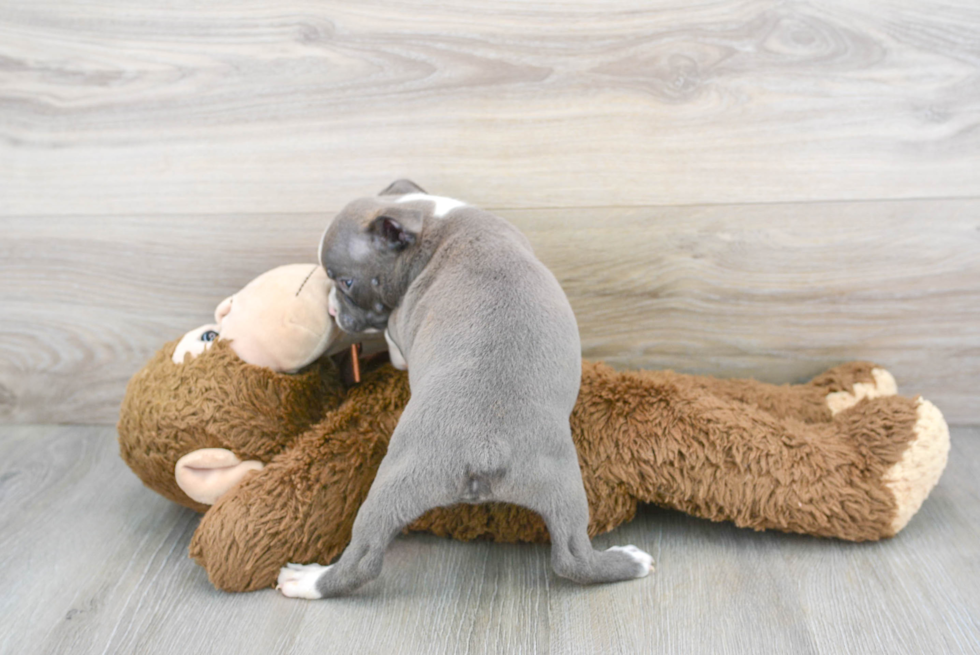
left=397, top=208, right=581, bottom=413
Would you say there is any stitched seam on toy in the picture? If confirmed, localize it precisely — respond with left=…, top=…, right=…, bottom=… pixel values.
left=296, top=265, right=318, bottom=297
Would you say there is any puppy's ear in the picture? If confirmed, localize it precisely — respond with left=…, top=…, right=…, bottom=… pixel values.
left=379, top=179, right=426, bottom=196
left=369, top=214, right=419, bottom=251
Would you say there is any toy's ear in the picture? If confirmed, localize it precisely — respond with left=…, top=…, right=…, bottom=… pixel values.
left=214, top=295, right=234, bottom=323
left=175, top=448, right=265, bottom=505
left=369, top=210, right=421, bottom=251
left=378, top=179, right=426, bottom=196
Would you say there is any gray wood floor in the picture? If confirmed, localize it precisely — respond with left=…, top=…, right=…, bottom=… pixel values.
left=1, top=424, right=977, bottom=655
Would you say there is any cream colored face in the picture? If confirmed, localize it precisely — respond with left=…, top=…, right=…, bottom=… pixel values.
left=171, top=264, right=367, bottom=372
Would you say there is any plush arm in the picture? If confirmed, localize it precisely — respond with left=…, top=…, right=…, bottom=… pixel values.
left=188, top=373, right=403, bottom=592
left=188, top=436, right=381, bottom=592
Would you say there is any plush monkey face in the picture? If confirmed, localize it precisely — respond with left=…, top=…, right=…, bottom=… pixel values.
left=171, top=264, right=363, bottom=373
left=126, top=264, right=392, bottom=510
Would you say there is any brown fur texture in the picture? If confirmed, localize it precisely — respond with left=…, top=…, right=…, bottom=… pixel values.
left=118, top=340, right=345, bottom=512
left=118, top=339, right=948, bottom=592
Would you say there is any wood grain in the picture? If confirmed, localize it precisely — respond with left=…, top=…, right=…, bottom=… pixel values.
left=1, top=0, right=979, bottom=214
left=1, top=424, right=978, bottom=654
left=2, top=199, right=978, bottom=425
left=516, top=200, right=980, bottom=425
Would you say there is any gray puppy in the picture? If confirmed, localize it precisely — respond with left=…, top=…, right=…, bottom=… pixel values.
left=277, top=180, right=653, bottom=598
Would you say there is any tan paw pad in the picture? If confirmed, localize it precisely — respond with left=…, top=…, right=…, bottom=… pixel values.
left=884, top=398, right=950, bottom=535
left=826, top=368, right=898, bottom=416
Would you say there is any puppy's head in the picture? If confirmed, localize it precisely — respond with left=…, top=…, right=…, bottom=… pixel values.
left=318, top=180, right=428, bottom=333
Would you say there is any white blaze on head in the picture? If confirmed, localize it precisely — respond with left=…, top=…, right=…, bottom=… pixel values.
left=349, top=236, right=373, bottom=262
left=395, top=193, right=466, bottom=218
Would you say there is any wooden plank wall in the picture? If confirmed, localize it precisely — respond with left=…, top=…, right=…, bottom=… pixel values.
left=1, top=1, right=978, bottom=425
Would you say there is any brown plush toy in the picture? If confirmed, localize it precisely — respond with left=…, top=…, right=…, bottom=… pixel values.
left=118, top=265, right=951, bottom=593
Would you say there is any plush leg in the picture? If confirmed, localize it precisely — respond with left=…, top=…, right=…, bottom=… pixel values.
left=831, top=395, right=949, bottom=536
left=582, top=363, right=949, bottom=541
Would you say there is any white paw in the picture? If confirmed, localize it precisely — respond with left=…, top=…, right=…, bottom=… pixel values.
left=276, top=562, right=330, bottom=599
left=607, top=545, right=654, bottom=578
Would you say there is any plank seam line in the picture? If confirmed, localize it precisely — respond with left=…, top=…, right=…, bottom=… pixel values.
left=2, top=194, right=979, bottom=219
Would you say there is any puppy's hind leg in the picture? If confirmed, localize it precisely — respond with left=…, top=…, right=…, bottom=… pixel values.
left=277, top=455, right=444, bottom=599
left=510, top=448, right=653, bottom=585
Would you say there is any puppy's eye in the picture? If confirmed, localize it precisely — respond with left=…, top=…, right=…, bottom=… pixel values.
left=201, top=330, right=219, bottom=342
left=340, top=278, right=354, bottom=290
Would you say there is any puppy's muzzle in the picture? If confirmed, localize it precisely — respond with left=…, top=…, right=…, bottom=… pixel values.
left=333, top=291, right=388, bottom=334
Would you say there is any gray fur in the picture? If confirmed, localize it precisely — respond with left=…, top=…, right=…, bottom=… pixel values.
left=310, top=181, right=651, bottom=597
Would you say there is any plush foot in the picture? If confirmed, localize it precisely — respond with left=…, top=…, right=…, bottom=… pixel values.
left=825, top=367, right=897, bottom=415
left=605, top=545, right=655, bottom=578
left=884, top=398, right=950, bottom=535
left=276, top=562, right=330, bottom=599
left=831, top=393, right=950, bottom=539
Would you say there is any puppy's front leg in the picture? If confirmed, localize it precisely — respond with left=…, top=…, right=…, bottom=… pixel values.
left=277, top=455, right=441, bottom=598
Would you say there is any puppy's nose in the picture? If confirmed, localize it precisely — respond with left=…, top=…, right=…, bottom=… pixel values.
left=328, top=304, right=337, bottom=317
